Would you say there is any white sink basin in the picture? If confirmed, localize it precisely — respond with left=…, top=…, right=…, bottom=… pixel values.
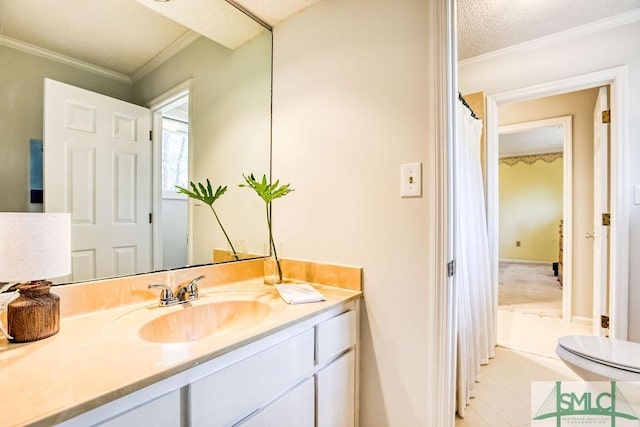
left=103, top=290, right=283, bottom=345
left=138, top=300, right=272, bottom=343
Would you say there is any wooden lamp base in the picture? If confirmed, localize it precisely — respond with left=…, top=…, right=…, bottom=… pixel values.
left=7, top=280, right=60, bottom=343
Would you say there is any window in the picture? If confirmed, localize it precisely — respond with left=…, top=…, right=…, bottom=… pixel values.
left=162, top=117, right=189, bottom=197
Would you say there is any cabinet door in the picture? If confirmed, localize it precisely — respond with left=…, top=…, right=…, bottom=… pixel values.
left=316, top=349, right=355, bottom=427
left=240, top=378, right=314, bottom=427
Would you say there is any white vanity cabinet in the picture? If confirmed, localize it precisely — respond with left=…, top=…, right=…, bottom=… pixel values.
left=240, top=307, right=358, bottom=427
left=58, top=301, right=358, bottom=427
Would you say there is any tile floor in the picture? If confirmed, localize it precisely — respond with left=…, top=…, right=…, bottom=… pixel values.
left=455, top=262, right=590, bottom=426
left=497, top=309, right=591, bottom=358
left=454, top=346, right=581, bottom=426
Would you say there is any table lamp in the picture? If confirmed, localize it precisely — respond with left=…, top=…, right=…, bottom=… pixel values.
left=0, top=213, right=71, bottom=342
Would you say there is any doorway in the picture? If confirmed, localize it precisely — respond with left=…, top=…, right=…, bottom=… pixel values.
left=494, top=115, right=573, bottom=321
left=485, top=68, right=628, bottom=342
left=148, top=80, right=192, bottom=271
left=497, top=117, right=570, bottom=319
left=494, top=96, right=597, bottom=356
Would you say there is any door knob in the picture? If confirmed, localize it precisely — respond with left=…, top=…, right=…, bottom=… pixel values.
left=586, top=232, right=595, bottom=240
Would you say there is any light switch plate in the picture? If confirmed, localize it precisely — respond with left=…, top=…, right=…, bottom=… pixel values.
left=400, top=162, right=421, bottom=197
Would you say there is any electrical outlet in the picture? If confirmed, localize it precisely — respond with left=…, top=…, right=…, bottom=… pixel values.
left=400, top=162, right=421, bottom=197
left=516, top=241, right=521, bottom=247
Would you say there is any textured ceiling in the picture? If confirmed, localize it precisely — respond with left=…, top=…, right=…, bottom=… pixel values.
left=458, top=0, right=640, bottom=60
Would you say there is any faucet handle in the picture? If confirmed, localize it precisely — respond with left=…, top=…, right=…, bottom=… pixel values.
left=148, top=284, right=177, bottom=306
left=188, top=275, right=206, bottom=294
left=188, top=275, right=206, bottom=290
left=179, top=275, right=205, bottom=302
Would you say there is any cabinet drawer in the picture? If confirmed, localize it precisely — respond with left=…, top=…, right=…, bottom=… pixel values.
left=316, top=310, right=356, bottom=365
left=190, top=328, right=314, bottom=427
left=239, top=378, right=314, bottom=427
left=97, top=390, right=181, bottom=427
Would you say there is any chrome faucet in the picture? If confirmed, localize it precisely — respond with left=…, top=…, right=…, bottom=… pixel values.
left=176, top=275, right=204, bottom=303
left=148, top=275, right=205, bottom=307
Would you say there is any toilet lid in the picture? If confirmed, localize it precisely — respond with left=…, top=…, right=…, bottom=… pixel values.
left=558, top=335, right=640, bottom=374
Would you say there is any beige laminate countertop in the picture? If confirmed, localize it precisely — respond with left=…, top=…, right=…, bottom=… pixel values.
left=0, top=281, right=361, bottom=427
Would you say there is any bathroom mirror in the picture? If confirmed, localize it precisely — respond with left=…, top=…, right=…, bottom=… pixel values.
left=0, top=0, right=272, bottom=284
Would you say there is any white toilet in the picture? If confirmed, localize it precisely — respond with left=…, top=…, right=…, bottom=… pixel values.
left=556, top=335, right=640, bottom=381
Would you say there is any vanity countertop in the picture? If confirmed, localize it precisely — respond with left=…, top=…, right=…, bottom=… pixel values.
left=0, top=280, right=361, bottom=427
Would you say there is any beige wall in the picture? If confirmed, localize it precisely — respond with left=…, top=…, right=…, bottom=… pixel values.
left=0, top=46, right=133, bottom=212
left=498, top=88, right=599, bottom=318
left=273, top=0, right=439, bottom=424
left=133, top=34, right=272, bottom=264
left=499, top=158, right=563, bottom=262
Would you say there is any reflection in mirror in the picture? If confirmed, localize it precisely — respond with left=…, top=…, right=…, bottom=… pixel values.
left=160, top=95, right=190, bottom=270
left=0, top=0, right=272, bottom=284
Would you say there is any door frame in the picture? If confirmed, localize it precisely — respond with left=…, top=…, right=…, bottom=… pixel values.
left=485, top=66, right=629, bottom=339
left=432, top=0, right=457, bottom=423
left=497, top=115, right=573, bottom=322
left=592, top=87, right=610, bottom=336
left=147, top=79, right=193, bottom=271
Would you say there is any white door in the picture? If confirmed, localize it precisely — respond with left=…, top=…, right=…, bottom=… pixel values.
left=592, top=86, right=610, bottom=336
left=44, top=79, right=152, bottom=282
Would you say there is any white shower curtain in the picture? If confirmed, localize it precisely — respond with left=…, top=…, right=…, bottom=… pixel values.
left=455, top=99, right=495, bottom=417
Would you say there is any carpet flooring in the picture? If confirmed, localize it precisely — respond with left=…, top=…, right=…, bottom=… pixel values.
left=498, top=262, right=562, bottom=318
left=497, top=262, right=591, bottom=358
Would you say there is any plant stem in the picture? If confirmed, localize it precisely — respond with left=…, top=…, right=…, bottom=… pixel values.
left=209, top=205, right=238, bottom=260
left=265, top=203, right=282, bottom=282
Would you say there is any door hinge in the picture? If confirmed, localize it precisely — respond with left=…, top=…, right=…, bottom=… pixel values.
left=149, top=130, right=153, bottom=141
left=601, top=315, right=610, bottom=329
left=447, top=260, right=455, bottom=278
left=149, top=213, right=153, bottom=224
left=602, top=110, right=611, bottom=124
left=602, top=213, right=611, bottom=226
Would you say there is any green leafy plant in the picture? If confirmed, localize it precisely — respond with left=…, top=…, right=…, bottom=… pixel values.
left=240, top=173, right=294, bottom=282
left=176, top=179, right=239, bottom=260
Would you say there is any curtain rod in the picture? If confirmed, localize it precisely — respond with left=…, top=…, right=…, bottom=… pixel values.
left=458, top=92, right=478, bottom=119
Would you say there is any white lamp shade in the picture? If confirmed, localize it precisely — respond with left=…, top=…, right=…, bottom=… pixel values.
left=0, top=213, right=71, bottom=283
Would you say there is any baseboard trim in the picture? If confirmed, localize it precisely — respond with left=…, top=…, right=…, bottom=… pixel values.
left=571, top=316, right=592, bottom=325
left=499, top=258, right=552, bottom=265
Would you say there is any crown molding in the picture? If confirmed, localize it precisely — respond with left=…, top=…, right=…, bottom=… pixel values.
left=1, top=30, right=201, bottom=85
left=0, top=34, right=132, bottom=84
left=131, top=31, right=201, bottom=83
left=459, top=9, right=640, bottom=67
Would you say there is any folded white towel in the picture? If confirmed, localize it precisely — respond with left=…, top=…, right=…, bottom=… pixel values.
left=275, top=283, right=326, bottom=304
